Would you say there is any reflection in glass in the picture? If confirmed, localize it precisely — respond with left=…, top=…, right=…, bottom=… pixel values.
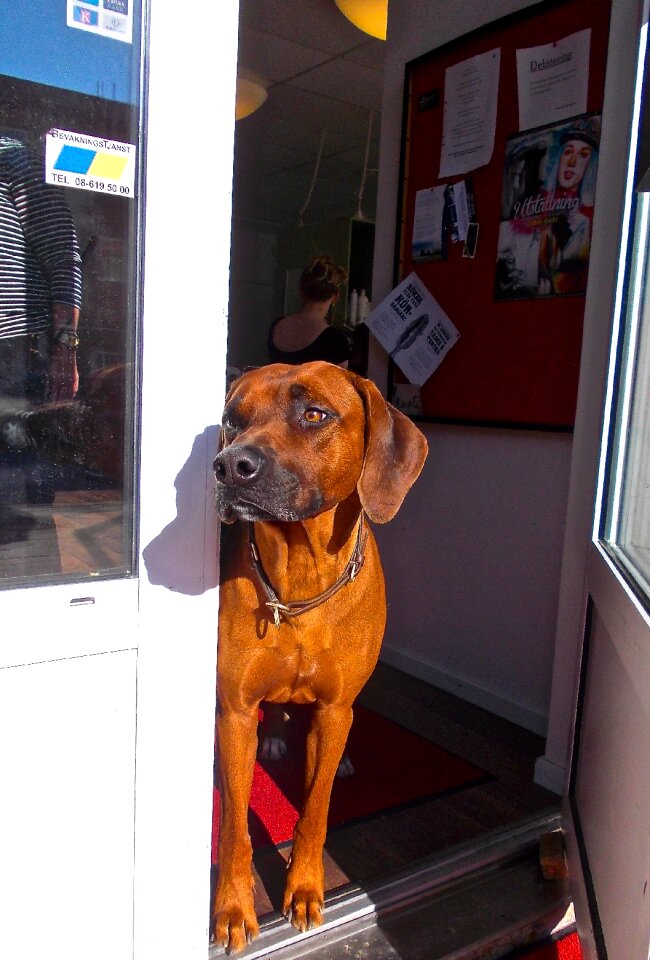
left=603, top=193, right=650, bottom=599
left=0, top=5, right=141, bottom=589
left=602, top=23, right=650, bottom=604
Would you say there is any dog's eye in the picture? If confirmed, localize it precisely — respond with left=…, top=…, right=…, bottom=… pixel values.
left=303, top=408, right=328, bottom=424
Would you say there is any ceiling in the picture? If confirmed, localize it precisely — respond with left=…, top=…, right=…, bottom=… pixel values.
left=232, top=0, right=386, bottom=230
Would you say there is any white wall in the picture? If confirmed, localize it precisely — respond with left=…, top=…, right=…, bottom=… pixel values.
left=378, top=426, right=571, bottom=735
left=372, top=0, right=572, bottom=736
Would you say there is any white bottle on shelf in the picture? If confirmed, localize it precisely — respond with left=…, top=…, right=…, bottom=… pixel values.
left=358, top=289, right=369, bottom=323
left=348, top=289, right=358, bottom=325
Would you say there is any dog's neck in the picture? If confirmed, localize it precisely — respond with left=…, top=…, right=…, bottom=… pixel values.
left=251, top=494, right=363, bottom=603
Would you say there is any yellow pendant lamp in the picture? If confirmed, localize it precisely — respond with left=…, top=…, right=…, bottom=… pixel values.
left=235, top=72, right=268, bottom=121
left=334, top=0, right=388, bottom=40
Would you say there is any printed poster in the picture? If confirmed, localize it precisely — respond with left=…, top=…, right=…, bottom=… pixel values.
left=495, top=112, right=601, bottom=301
left=364, top=272, right=460, bottom=387
left=412, top=186, right=448, bottom=262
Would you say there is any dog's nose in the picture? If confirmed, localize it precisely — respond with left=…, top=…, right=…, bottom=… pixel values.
left=213, top=445, right=265, bottom=487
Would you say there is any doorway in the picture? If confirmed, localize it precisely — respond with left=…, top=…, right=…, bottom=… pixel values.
left=220, top=0, right=562, bottom=945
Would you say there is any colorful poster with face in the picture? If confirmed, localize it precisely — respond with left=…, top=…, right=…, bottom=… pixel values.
left=495, top=112, right=601, bottom=300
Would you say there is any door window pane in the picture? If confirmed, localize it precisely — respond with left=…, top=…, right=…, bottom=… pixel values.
left=0, top=2, right=142, bottom=588
left=602, top=21, right=650, bottom=603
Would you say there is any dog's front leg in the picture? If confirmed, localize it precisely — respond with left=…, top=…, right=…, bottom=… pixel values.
left=283, top=702, right=353, bottom=931
left=213, top=704, right=260, bottom=953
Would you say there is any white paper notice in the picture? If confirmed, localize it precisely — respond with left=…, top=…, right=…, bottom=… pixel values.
left=364, top=272, right=460, bottom=387
left=412, top=185, right=447, bottom=261
left=439, top=48, right=501, bottom=178
left=452, top=180, right=469, bottom=242
left=516, top=29, right=591, bottom=131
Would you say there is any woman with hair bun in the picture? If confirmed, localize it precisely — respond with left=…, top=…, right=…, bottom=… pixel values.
left=268, top=255, right=351, bottom=366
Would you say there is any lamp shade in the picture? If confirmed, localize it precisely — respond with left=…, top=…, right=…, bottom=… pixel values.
left=235, top=75, right=268, bottom=121
left=334, top=0, right=387, bottom=40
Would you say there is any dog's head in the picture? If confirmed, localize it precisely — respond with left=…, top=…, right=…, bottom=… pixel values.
left=214, top=361, right=428, bottom=525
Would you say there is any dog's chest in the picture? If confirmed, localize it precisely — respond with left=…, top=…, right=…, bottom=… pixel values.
left=263, top=634, right=343, bottom=704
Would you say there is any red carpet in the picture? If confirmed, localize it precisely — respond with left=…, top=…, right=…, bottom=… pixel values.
left=510, top=932, right=582, bottom=959
left=212, top=703, right=486, bottom=862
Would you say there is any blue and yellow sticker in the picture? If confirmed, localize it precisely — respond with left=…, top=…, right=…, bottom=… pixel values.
left=45, top=128, right=136, bottom=198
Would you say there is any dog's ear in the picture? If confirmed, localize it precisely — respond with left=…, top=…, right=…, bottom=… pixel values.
left=353, top=374, right=428, bottom=523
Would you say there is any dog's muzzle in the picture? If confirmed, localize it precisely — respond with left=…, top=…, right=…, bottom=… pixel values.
left=213, top=443, right=265, bottom=489
left=213, top=444, right=307, bottom=522
left=214, top=444, right=267, bottom=522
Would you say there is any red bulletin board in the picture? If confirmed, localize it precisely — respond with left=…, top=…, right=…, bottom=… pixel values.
left=393, top=0, right=612, bottom=429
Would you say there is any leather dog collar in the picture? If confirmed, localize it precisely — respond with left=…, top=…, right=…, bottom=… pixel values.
left=248, top=513, right=368, bottom=628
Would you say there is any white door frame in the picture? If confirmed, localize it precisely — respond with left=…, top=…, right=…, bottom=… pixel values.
left=132, top=2, right=238, bottom=958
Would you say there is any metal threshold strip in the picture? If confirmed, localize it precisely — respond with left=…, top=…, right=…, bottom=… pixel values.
left=209, top=806, right=563, bottom=960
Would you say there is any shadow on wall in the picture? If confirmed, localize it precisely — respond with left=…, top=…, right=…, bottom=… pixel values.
left=142, top=426, right=220, bottom=596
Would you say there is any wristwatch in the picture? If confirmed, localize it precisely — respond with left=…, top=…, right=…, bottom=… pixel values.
left=53, top=327, right=80, bottom=349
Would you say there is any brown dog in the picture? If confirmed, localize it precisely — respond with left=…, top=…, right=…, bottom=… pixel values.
left=212, top=361, right=427, bottom=953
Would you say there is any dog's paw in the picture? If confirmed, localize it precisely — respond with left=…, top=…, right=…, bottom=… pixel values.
left=336, top=753, right=355, bottom=778
left=212, top=878, right=259, bottom=955
left=258, top=734, right=287, bottom=761
left=283, top=885, right=324, bottom=933
left=212, top=903, right=259, bottom=954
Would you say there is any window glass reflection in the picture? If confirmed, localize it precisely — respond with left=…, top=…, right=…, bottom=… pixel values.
left=604, top=192, right=650, bottom=600
left=602, top=22, right=650, bottom=604
left=0, top=4, right=141, bottom=588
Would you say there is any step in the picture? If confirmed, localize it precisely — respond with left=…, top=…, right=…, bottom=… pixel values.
left=209, top=808, right=572, bottom=959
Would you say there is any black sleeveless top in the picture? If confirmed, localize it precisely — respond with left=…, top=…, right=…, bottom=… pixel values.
left=268, top=318, right=351, bottom=365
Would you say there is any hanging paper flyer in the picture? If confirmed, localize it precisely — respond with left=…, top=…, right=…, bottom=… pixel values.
left=516, top=29, right=591, bottom=132
left=439, top=48, right=501, bottom=178
left=412, top=185, right=448, bottom=262
left=364, top=272, right=460, bottom=387
left=446, top=179, right=474, bottom=243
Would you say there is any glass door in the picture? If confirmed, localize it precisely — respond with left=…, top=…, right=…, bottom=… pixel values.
left=602, top=173, right=650, bottom=599
left=565, top=4, right=650, bottom=957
